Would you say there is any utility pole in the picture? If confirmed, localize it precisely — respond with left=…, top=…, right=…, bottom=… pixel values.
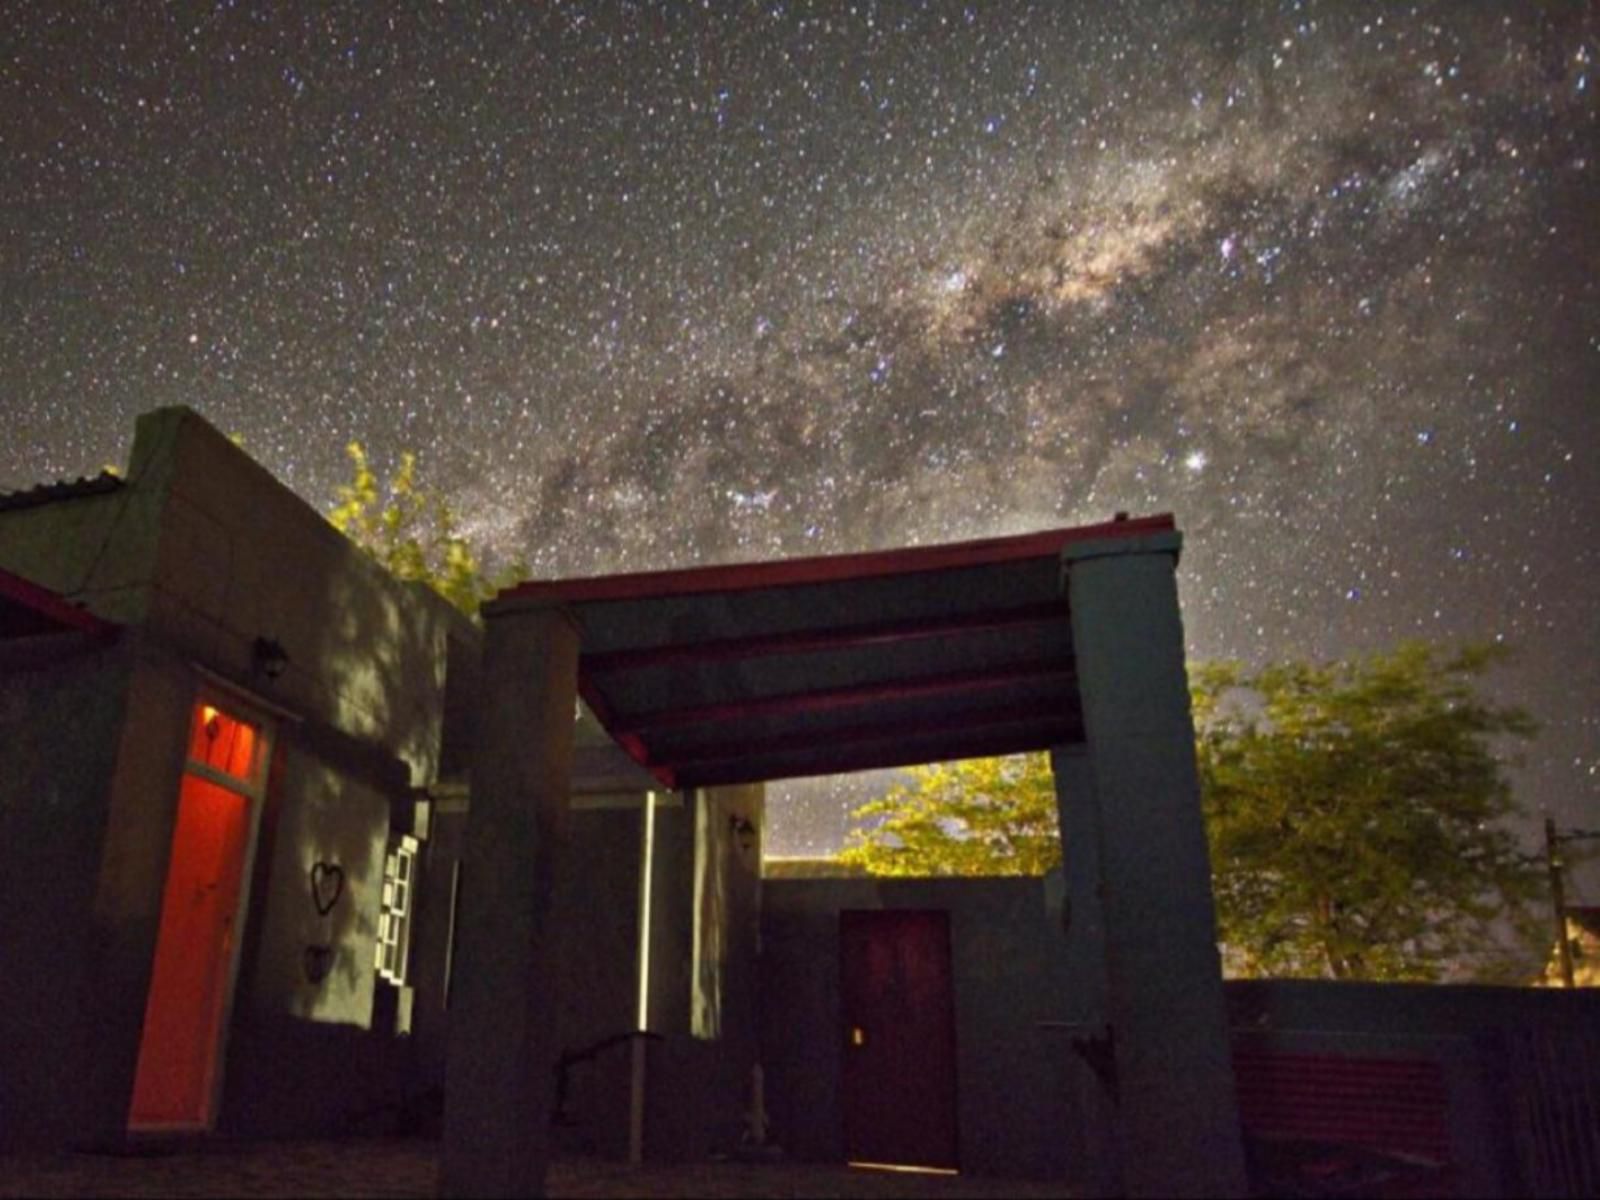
left=1546, top=817, right=1576, bottom=989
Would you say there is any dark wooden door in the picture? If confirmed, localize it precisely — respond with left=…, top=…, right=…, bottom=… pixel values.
left=839, top=909, right=959, bottom=1169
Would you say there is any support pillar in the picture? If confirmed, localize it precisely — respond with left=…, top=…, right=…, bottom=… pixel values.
left=1048, top=745, right=1122, bottom=1198
left=439, top=606, right=580, bottom=1198
left=1062, top=531, right=1247, bottom=1198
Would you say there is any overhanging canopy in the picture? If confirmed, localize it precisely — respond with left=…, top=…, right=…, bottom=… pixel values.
left=490, top=514, right=1175, bottom=790
left=0, top=566, right=117, bottom=641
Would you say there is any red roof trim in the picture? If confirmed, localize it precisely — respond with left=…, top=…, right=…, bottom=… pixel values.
left=0, top=567, right=117, bottom=639
left=492, top=514, right=1175, bottom=609
left=577, top=676, right=677, bottom=791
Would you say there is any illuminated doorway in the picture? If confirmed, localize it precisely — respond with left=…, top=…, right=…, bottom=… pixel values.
left=128, top=697, right=271, bottom=1131
left=840, top=909, right=959, bottom=1171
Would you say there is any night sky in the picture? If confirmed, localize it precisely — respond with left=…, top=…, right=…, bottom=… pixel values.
left=3, top=3, right=1597, bottom=872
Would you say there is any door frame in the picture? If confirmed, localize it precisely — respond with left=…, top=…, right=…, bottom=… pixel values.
left=128, top=685, right=274, bottom=1134
left=838, top=907, right=961, bottom=1171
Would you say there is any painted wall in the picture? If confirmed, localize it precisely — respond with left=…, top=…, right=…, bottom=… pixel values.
left=759, top=876, right=1075, bottom=1181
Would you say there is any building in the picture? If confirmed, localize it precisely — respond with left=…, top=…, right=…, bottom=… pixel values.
left=9, top=406, right=1596, bottom=1198
left=1537, top=907, right=1600, bottom=988
left=0, top=407, right=760, bottom=1165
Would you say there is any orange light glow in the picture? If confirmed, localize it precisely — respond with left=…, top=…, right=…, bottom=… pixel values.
left=130, top=774, right=251, bottom=1127
left=187, top=702, right=258, bottom=781
left=848, top=1162, right=961, bottom=1176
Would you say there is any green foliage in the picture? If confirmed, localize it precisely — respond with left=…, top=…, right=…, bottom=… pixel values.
left=1194, top=642, right=1543, bottom=982
left=840, top=640, right=1544, bottom=982
left=327, top=441, right=523, bottom=618
left=837, top=753, right=1061, bottom=877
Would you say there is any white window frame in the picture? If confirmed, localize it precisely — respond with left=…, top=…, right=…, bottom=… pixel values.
left=376, top=834, right=420, bottom=986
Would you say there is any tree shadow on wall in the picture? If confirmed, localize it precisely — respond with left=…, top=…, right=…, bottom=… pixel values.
left=224, top=533, right=464, bottom=1135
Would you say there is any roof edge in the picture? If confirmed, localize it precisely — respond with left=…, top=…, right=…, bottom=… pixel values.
left=489, top=513, right=1175, bottom=612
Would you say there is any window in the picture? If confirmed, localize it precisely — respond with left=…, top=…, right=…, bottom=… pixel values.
left=375, top=835, right=419, bottom=986
left=187, top=703, right=263, bottom=784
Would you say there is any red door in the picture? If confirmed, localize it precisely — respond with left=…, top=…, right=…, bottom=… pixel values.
left=840, top=909, right=959, bottom=1170
left=129, top=702, right=261, bottom=1130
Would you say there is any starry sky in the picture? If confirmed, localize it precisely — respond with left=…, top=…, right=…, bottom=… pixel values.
left=3, top=2, right=1597, bottom=875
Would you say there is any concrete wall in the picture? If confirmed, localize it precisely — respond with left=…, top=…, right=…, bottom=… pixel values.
left=551, top=805, right=648, bottom=1158
left=1226, top=978, right=1600, bottom=1197
left=759, top=873, right=1600, bottom=1198
left=547, top=785, right=763, bottom=1162
left=0, top=634, right=138, bottom=1149
left=759, top=876, right=1075, bottom=1181
left=390, top=784, right=767, bottom=1162
left=0, top=483, right=161, bottom=628
left=128, top=408, right=467, bottom=785
left=639, top=786, right=766, bottom=1162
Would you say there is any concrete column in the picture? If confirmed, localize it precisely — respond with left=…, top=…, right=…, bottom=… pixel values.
left=1062, top=531, right=1247, bottom=1198
left=1047, top=745, right=1121, bottom=1199
left=439, top=605, right=580, bottom=1199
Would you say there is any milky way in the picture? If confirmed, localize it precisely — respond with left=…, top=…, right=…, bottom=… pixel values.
left=3, top=2, right=1597, bottom=869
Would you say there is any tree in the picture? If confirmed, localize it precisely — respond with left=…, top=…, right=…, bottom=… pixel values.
left=1195, top=643, right=1542, bottom=982
left=839, top=641, right=1544, bottom=982
left=836, top=753, right=1060, bottom=877
left=327, top=441, right=521, bottom=618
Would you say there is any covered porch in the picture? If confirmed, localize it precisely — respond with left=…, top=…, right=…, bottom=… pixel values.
left=440, top=514, right=1246, bottom=1198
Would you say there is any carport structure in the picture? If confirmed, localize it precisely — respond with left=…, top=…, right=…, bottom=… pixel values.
left=439, top=515, right=1246, bottom=1199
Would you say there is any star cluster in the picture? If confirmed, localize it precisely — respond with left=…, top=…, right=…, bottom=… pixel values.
left=3, top=2, right=1597, bottom=865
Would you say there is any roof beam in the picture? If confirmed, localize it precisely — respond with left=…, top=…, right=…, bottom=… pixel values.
left=654, top=701, right=1084, bottom=768
left=581, top=602, right=1065, bottom=675
left=675, top=719, right=1082, bottom=789
left=606, top=659, right=1076, bottom=736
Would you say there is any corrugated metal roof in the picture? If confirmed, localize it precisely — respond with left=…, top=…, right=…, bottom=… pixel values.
left=0, top=471, right=124, bottom=513
left=488, top=514, right=1176, bottom=789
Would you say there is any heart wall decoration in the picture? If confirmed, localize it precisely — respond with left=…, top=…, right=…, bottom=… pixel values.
left=303, top=944, right=334, bottom=984
left=310, top=861, right=344, bottom=917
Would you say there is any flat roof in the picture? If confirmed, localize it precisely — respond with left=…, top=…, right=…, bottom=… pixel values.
left=490, top=514, right=1175, bottom=790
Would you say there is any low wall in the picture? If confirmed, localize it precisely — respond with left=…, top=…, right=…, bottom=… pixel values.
left=1228, top=979, right=1600, bottom=1197
left=759, top=876, right=1074, bottom=1181
left=762, top=876, right=1600, bottom=1197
